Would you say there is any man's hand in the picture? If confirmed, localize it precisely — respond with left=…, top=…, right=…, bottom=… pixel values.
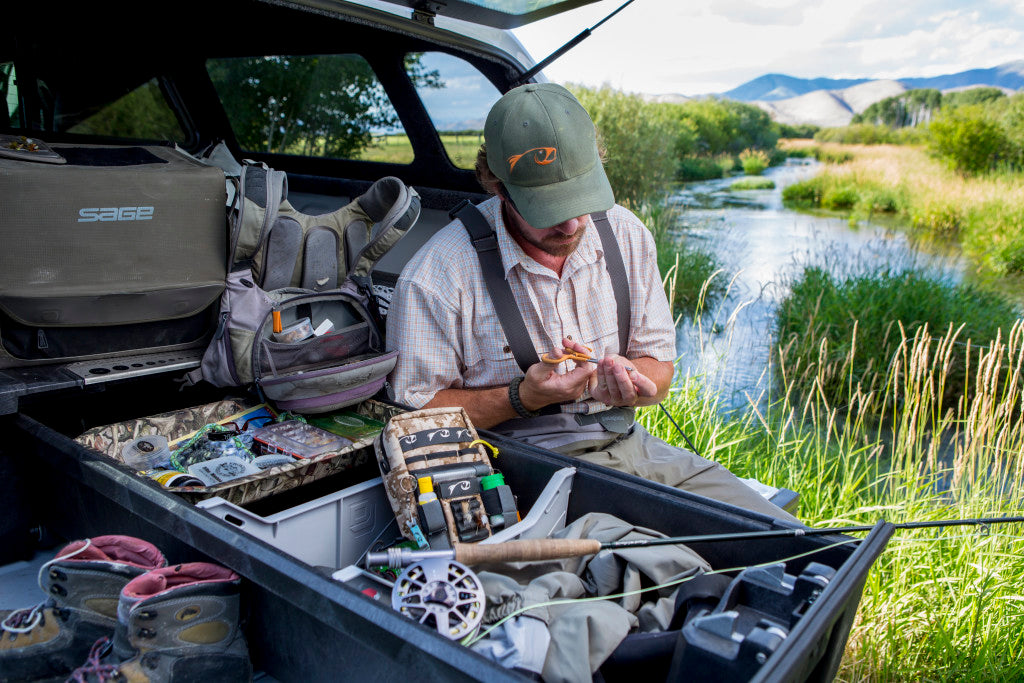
left=518, top=348, right=596, bottom=412
left=561, top=337, right=671, bottom=408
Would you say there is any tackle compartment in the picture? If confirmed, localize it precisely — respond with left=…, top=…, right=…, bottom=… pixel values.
left=1, top=374, right=892, bottom=683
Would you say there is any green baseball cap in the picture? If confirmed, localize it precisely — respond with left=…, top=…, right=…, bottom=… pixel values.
left=485, top=83, right=614, bottom=230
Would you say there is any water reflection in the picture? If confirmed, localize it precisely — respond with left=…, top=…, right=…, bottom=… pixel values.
left=670, top=159, right=965, bottom=412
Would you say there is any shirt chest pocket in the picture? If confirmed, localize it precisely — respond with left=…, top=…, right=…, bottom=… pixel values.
left=578, top=285, right=625, bottom=358
left=463, top=314, right=520, bottom=374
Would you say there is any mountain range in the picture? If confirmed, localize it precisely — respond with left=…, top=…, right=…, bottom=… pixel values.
left=651, top=60, right=1024, bottom=129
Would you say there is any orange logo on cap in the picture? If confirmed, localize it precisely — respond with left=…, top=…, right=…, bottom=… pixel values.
left=508, top=147, right=557, bottom=171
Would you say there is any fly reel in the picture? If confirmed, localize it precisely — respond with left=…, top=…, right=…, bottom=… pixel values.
left=391, top=558, right=485, bottom=640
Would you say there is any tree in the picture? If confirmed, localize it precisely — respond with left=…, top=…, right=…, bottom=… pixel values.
left=208, top=53, right=441, bottom=158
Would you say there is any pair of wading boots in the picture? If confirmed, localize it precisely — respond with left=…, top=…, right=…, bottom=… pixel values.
left=0, top=535, right=251, bottom=682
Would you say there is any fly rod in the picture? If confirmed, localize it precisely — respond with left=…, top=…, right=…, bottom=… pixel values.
left=365, top=515, right=1024, bottom=569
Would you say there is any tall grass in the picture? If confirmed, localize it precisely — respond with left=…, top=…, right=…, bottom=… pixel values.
left=638, top=313, right=1024, bottom=680
left=775, top=265, right=1021, bottom=415
left=779, top=143, right=1024, bottom=277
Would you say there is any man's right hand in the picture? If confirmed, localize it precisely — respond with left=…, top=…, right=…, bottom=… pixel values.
left=518, top=353, right=596, bottom=413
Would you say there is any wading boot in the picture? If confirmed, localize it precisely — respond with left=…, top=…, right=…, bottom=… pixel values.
left=69, top=562, right=252, bottom=682
left=0, top=535, right=167, bottom=683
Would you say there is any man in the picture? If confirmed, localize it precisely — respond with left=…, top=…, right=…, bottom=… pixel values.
left=386, top=82, right=797, bottom=522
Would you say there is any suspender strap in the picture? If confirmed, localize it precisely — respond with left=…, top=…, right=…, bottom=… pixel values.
left=453, top=200, right=540, bottom=373
left=453, top=200, right=633, bottom=410
left=592, top=211, right=631, bottom=356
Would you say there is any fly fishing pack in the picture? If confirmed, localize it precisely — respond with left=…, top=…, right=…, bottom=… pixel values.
left=374, top=407, right=518, bottom=549
left=189, top=156, right=420, bottom=414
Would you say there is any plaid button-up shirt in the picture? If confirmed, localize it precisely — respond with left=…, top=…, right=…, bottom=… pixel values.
left=386, top=196, right=676, bottom=413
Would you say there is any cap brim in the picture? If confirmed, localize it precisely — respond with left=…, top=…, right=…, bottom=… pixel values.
left=505, top=162, right=615, bottom=230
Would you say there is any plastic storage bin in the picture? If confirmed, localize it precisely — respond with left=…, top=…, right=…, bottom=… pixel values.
left=197, top=467, right=577, bottom=571
left=196, top=477, right=393, bottom=569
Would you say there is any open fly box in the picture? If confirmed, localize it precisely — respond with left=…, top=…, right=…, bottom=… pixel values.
left=4, top=377, right=891, bottom=682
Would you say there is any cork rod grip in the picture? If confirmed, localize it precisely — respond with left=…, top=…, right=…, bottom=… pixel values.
left=453, top=538, right=602, bottom=565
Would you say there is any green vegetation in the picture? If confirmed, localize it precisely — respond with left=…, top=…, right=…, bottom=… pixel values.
left=853, top=88, right=942, bottom=128
left=817, top=90, right=1024, bottom=175
left=815, top=124, right=927, bottom=146
left=208, top=53, right=440, bottom=158
left=775, top=264, right=1020, bottom=413
left=569, top=86, right=783, bottom=183
left=739, top=149, right=770, bottom=175
left=632, top=201, right=727, bottom=316
left=638, top=316, right=1024, bottom=679
left=781, top=143, right=1024, bottom=276
left=730, top=177, right=775, bottom=191
left=570, top=85, right=678, bottom=205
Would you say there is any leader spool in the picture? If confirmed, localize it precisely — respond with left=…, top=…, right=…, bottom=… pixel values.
left=121, top=435, right=171, bottom=471
left=391, top=558, right=485, bottom=640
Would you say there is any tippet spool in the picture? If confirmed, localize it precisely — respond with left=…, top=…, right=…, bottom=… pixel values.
left=391, top=558, right=485, bottom=640
left=121, top=435, right=171, bottom=471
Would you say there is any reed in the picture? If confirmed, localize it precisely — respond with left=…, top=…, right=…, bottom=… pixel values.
left=638, top=307, right=1024, bottom=680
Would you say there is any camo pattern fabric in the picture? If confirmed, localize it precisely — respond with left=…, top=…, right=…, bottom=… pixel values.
left=75, top=400, right=249, bottom=461
left=76, top=399, right=401, bottom=506
left=375, top=406, right=493, bottom=543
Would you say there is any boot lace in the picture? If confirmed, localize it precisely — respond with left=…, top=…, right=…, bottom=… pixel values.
left=1, top=538, right=93, bottom=635
left=67, top=636, right=121, bottom=682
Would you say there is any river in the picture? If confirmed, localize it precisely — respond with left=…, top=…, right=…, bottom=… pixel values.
left=669, top=158, right=965, bottom=412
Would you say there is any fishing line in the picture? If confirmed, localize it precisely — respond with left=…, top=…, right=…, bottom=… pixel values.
left=462, top=525, right=1024, bottom=647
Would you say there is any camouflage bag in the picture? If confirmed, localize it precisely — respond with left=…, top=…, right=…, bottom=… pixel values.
left=375, top=407, right=517, bottom=549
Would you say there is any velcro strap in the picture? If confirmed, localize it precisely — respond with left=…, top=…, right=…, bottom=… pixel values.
left=398, top=427, right=474, bottom=452
left=404, top=447, right=480, bottom=465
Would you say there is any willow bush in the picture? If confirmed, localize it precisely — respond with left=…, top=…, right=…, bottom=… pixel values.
left=568, top=84, right=676, bottom=206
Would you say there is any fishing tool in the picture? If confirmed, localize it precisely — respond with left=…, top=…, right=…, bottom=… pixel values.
left=541, top=345, right=635, bottom=372
left=391, top=557, right=486, bottom=641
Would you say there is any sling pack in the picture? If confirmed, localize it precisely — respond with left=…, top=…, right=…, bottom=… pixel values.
left=451, top=199, right=631, bottom=389
left=194, top=158, right=420, bottom=413
left=375, top=407, right=517, bottom=548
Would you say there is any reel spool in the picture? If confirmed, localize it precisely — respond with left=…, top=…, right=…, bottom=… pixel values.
left=391, top=558, right=485, bottom=640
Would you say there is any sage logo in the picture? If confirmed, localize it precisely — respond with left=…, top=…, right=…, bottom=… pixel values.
left=78, top=206, right=155, bottom=222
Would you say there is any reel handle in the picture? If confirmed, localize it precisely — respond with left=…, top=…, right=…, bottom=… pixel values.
left=454, top=538, right=602, bottom=565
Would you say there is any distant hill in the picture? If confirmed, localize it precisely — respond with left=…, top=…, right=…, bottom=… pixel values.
left=755, top=81, right=907, bottom=128
left=725, top=61, right=1024, bottom=103
left=725, top=60, right=1024, bottom=128
left=723, top=74, right=871, bottom=102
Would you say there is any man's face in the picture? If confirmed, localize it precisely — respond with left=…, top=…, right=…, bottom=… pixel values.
left=501, top=199, right=588, bottom=258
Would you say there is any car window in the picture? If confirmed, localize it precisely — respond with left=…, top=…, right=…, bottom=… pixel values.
left=207, top=54, right=412, bottom=163
left=1, top=62, right=18, bottom=128
left=410, top=52, right=502, bottom=170
left=65, top=78, right=186, bottom=142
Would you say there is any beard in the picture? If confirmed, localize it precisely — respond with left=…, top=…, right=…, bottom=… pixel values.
left=503, top=203, right=588, bottom=257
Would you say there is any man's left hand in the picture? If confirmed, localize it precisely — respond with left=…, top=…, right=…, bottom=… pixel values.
left=589, top=354, right=658, bottom=407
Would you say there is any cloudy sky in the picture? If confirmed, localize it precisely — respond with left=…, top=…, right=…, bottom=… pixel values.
left=511, top=0, right=1024, bottom=96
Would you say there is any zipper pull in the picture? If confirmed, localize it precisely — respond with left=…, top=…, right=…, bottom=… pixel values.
left=37, top=329, right=49, bottom=350
left=213, top=312, right=229, bottom=341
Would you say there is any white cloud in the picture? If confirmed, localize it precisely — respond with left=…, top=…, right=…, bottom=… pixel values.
left=512, top=0, right=1024, bottom=95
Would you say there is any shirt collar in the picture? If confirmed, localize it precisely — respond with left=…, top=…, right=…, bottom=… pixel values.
left=487, top=196, right=603, bottom=278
